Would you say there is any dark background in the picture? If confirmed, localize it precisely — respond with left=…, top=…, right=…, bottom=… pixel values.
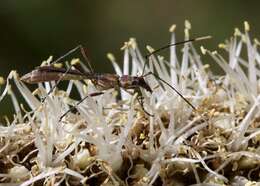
left=0, top=0, right=260, bottom=118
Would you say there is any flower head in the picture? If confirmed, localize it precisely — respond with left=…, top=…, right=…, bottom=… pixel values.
left=0, top=21, right=260, bottom=185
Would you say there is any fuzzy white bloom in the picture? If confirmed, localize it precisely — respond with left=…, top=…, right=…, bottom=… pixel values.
left=0, top=22, right=260, bottom=185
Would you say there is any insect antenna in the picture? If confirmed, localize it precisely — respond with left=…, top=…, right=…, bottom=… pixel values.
left=142, top=36, right=212, bottom=110
left=141, top=36, right=212, bottom=75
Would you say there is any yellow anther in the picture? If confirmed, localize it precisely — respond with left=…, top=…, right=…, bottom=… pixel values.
left=169, top=24, right=176, bottom=32
left=146, top=45, right=155, bottom=53
left=234, top=28, right=241, bottom=36
left=53, top=63, right=63, bottom=68
left=212, top=51, right=218, bottom=55
left=120, top=41, right=129, bottom=50
left=218, top=43, right=226, bottom=49
left=254, top=38, right=260, bottom=46
left=184, top=28, right=190, bottom=38
left=129, top=38, right=137, bottom=49
left=46, top=56, right=53, bottom=63
left=71, top=58, right=81, bottom=66
left=0, top=76, right=5, bottom=85
left=200, top=46, right=207, bottom=55
left=244, top=21, right=250, bottom=32
left=139, top=133, right=145, bottom=140
left=185, top=20, right=191, bottom=30
left=107, top=53, right=116, bottom=62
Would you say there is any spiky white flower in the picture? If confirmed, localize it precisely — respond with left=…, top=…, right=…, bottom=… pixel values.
left=0, top=22, right=260, bottom=185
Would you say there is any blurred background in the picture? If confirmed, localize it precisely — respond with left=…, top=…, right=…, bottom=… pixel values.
left=0, top=0, right=260, bottom=118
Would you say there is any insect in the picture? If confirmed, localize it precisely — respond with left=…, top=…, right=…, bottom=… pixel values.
left=20, top=36, right=211, bottom=120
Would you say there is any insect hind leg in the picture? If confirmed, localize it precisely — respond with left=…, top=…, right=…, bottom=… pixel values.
left=41, top=66, right=73, bottom=102
left=42, top=45, right=94, bottom=101
left=51, top=45, right=94, bottom=73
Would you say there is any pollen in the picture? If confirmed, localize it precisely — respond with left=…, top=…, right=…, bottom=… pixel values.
left=254, top=38, right=260, bottom=46
left=169, top=24, right=176, bottom=32
left=107, top=53, right=116, bottom=62
left=0, top=76, right=5, bottom=85
left=212, top=50, right=218, bottom=55
left=1, top=22, right=260, bottom=186
left=218, top=43, right=226, bottom=49
left=120, top=41, right=129, bottom=50
left=234, top=28, right=242, bottom=36
left=129, top=38, right=137, bottom=49
left=244, top=21, right=250, bottom=31
left=185, top=20, right=192, bottom=30
left=146, top=45, right=155, bottom=53
left=71, top=58, right=81, bottom=65
left=184, top=28, right=190, bottom=38
left=53, top=63, right=63, bottom=68
left=41, top=56, right=53, bottom=66
left=200, top=46, right=207, bottom=55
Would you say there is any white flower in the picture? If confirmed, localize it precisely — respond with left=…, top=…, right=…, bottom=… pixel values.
left=0, top=21, right=259, bottom=185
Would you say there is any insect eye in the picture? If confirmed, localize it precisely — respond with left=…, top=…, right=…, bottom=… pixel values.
left=133, top=79, right=139, bottom=85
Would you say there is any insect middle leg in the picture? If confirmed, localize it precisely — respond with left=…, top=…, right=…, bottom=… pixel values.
left=59, top=91, right=105, bottom=121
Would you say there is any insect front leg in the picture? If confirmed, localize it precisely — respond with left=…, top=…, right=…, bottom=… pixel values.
left=143, top=71, right=196, bottom=110
left=137, top=95, right=154, bottom=116
left=124, top=88, right=153, bottom=117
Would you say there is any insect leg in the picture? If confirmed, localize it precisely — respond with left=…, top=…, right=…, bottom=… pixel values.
left=59, top=91, right=104, bottom=121
left=43, top=45, right=94, bottom=100
left=124, top=89, right=153, bottom=116
left=144, top=71, right=196, bottom=110
left=137, top=95, right=154, bottom=116
left=51, top=45, right=94, bottom=73
left=41, top=65, right=73, bottom=102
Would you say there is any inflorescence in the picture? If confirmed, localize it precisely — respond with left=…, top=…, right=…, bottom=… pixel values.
left=0, top=21, right=259, bottom=185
